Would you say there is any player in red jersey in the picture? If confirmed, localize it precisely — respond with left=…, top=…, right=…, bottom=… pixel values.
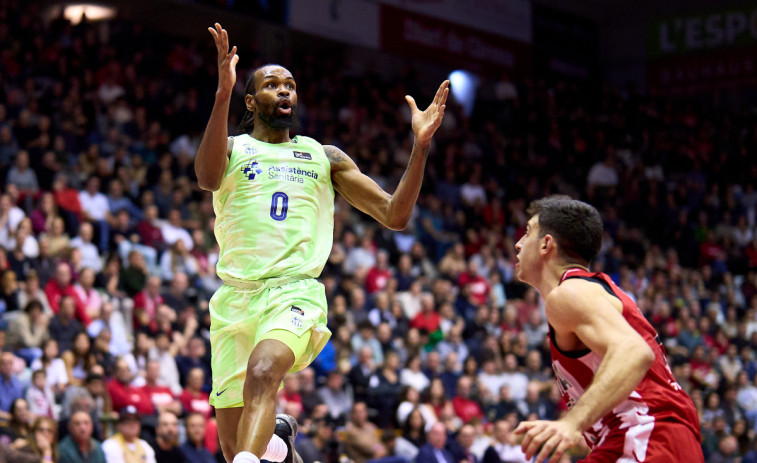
left=512, top=196, right=703, bottom=463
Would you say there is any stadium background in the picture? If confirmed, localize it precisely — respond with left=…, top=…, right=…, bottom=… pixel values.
left=1, top=0, right=757, bottom=461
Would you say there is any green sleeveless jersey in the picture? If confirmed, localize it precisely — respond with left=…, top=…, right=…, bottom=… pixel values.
left=212, top=134, right=335, bottom=282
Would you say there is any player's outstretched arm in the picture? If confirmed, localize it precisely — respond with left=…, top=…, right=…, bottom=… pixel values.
left=326, top=80, right=449, bottom=230
left=196, top=23, right=238, bottom=191
left=515, top=279, right=655, bottom=463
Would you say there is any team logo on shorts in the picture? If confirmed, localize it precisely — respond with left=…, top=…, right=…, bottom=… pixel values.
left=291, top=315, right=303, bottom=329
left=291, top=306, right=304, bottom=316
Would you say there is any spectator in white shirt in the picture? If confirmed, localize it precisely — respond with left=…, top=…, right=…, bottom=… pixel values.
left=501, top=354, right=529, bottom=401
left=31, top=339, right=69, bottom=396
left=69, top=222, right=102, bottom=272
left=78, top=177, right=112, bottom=252
left=0, top=194, right=25, bottom=250
left=481, top=420, right=528, bottom=463
left=587, top=152, right=619, bottom=190
left=160, top=209, right=193, bottom=251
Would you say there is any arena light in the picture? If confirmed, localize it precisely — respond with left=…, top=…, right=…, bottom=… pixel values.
left=448, top=70, right=478, bottom=117
left=63, top=4, right=116, bottom=25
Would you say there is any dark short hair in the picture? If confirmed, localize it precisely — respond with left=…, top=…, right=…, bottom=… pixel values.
left=527, top=195, right=603, bottom=265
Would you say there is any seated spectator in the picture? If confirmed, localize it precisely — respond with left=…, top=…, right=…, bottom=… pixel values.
left=69, top=223, right=102, bottom=273
left=16, top=270, right=52, bottom=315
left=161, top=209, right=193, bottom=251
left=317, top=371, right=353, bottom=425
left=180, top=413, right=215, bottom=463
left=481, top=419, right=528, bottom=463
left=73, top=268, right=102, bottom=323
left=452, top=376, right=484, bottom=424
left=0, top=352, right=25, bottom=421
left=119, top=249, right=148, bottom=298
left=60, top=371, right=110, bottom=430
left=367, top=350, right=403, bottom=428
left=398, top=407, right=427, bottom=459
left=484, top=385, right=521, bottom=423
left=179, top=367, right=212, bottom=420
left=396, top=386, right=436, bottom=428
left=136, top=205, right=166, bottom=250
left=7, top=151, right=39, bottom=203
left=147, top=411, right=186, bottom=463
left=294, top=417, right=334, bottom=463
left=58, top=410, right=106, bottom=463
left=0, top=194, right=25, bottom=251
left=160, top=239, right=198, bottom=282
left=142, top=359, right=183, bottom=416
left=133, top=275, right=163, bottom=332
left=416, top=422, right=455, bottom=463
left=107, top=179, right=143, bottom=222
left=107, top=357, right=155, bottom=415
left=5, top=218, right=38, bottom=260
left=78, top=177, right=111, bottom=253
left=149, top=330, right=183, bottom=394
left=501, top=353, right=528, bottom=401
left=51, top=175, right=82, bottom=237
left=25, top=369, right=57, bottom=420
left=30, top=339, right=68, bottom=396
left=161, top=273, right=192, bottom=313
left=345, top=402, right=384, bottom=463
left=410, top=293, right=441, bottom=334
left=87, top=301, right=131, bottom=357
left=45, top=264, right=88, bottom=324
left=30, top=192, right=58, bottom=236
left=348, top=345, right=377, bottom=403
left=14, top=417, right=59, bottom=462
left=102, top=406, right=156, bottom=463
left=0, top=398, right=31, bottom=447
left=176, top=337, right=211, bottom=391
left=42, top=216, right=70, bottom=258
left=6, top=300, right=49, bottom=363
left=7, top=235, right=33, bottom=283
left=400, top=353, right=430, bottom=393
left=49, top=297, right=85, bottom=354
left=31, top=237, right=56, bottom=287
left=61, top=331, right=96, bottom=387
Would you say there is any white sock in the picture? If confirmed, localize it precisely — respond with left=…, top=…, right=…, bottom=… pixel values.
left=261, top=434, right=288, bottom=462
left=233, top=452, right=261, bottom=463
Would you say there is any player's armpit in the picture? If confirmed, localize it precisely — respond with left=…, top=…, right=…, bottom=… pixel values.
left=324, top=145, right=397, bottom=229
left=546, top=279, right=653, bottom=359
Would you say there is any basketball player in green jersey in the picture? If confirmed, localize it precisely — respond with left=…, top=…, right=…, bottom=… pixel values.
left=196, top=24, right=449, bottom=463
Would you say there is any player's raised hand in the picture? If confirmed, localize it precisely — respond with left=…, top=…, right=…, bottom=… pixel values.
left=208, top=23, right=239, bottom=98
left=406, top=80, right=449, bottom=145
left=515, top=419, right=581, bottom=463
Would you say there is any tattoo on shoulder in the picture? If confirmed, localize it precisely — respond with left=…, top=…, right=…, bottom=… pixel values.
left=324, top=145, right=348, bottom=165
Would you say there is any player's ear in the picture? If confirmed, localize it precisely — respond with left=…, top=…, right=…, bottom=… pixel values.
left=540, top=235, right=554, bottom=256
left=245, top=93, right=256, bottom=113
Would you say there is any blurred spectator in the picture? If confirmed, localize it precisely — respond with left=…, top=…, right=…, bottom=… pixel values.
left=344, top=402, right=383, bottom=463
left=176, top=336, right=211, bottom=391
left=25, top=369, right=57, bottom=420
left=297, top=368, right=323, bottom=416
left=317, top=371, right=352, bottom=424
left=119, top=250, right=148, bottom=298
left=398, top=407, right=426, bottom=459
left=87, top=301, right=131, bottom=357
left=180, top=413, right=215, bottom=463
left=58, top=410, right=106, bottom=463
left=367, top=350, right=402, bottom=427
left=481, top=420, right=527, bottom=463
left=30, top=339, right=69, bottom=396
left=142, top=359, right=183, bottom=416
left=447, top=423, right=478, bottom=463
left=416, top=422, right=455, bottom=463
left=107, top=357, right=155, bottom=415
left=452, top=376, right=484, bottom=424
left=7, top=300, right=49, bottom=363
left=0, top=194, right=25, bottom=249
left=147, top=411, right=186, bottom=463
left=102, top=406, right=156, bottom=463
left=60, top=332, right=95, bottom=387
left=69, top=223, right=102, bottom=273
left=294, top=417, right=334, bottom=463
left=0, top=398, right=31, bottom=447
left=15, top=417, right=59, bottom=462
left=179, top=367, right=212, bottom=420
left=161, top=209, right=193, bottom=251
left=348, top=345, right=377, bottom=403
left=709, top=434, right=739, bottom=463
left=149, top=330, right=183, bottom=395
left=500, top=354, right=528, bottom=402
left=45, top=265, right=89, bottom=324
left=77, top=177, right=111, bottom=253
left=0, top=352, right=24, bottom=421
left=400, top=353, right=430, bottom=393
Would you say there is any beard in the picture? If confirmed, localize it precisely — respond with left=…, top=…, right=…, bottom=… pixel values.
left=256, top=96, right=298, bottom=130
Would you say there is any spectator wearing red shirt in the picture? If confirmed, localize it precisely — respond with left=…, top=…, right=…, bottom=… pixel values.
left=457, top=261, right=490, bottom=306
left=142, top=359, right=183, bottom=416
left=451, top=375, right=484, bottom=424
left=179, top=367, right=213, bottom=420
left=278, top=374, right=303, bottom=413
left=132, top=275, right=163, bottom=333
left=44, top=261, right=90, bottom=325
left=410, top=293, right=441, bottom=334
left=107, top=357, right=155, bottom=415
left=52, top=174, right=82, bottom=220
left=136, top=205, right=165, bottom=250
left=365, top=250, right=392, bottom=295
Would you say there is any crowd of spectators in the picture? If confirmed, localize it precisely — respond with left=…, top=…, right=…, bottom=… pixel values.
left=1, top=1, right=757, bottom=463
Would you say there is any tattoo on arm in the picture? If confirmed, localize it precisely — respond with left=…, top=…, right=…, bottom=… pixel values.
left=324, top=145, right=348, bottom=165
left=400, top=142, right=431, bottom=183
